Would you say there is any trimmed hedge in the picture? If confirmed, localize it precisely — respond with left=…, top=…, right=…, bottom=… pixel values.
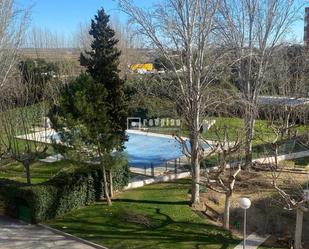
left=0, top=161, right=129, bottom=223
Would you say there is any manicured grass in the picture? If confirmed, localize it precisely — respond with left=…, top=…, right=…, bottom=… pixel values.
left=204, top=117, right=307, bottom=145
left=202, top=117, right=246, bottom=141
left=47, top=179, right=240, bottom=249
left=195, top=117, right=309, bottom=168
left=157, top=117, right=274, bottom=142
left=0, top=160, right=79, bottom=184
left=150, top=116, right=308, bottom=145
left=0, top=102, right=49, bottom=136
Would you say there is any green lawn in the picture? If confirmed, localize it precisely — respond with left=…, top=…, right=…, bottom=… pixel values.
left=188, top=117, right=309, bottom=168
left=0, top=160, right=78, bottom=184
left=149, top=117, right=308, bottom=144
left=204, top=117, right=307, bottom=145
left=47, top=179, right=240, bottom=249
left=151, top=117, right=274, bottom=142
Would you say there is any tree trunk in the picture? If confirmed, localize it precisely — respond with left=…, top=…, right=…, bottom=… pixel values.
left=244, top=109, right=255, bottom=168
left=284, top=106, right=291, bottom=135
left=294, top=207, right=303, bottom=249
left=190, top=132, right=200, bottom=206
left=102, top=163, right=112, bottom=206
left=24, top=162, right=31, bottom=184
left=274, top=145, right=278, bottom=169
left=109, top=170, right=113, bottom=198
left=223, top=192, right=232, bottom=230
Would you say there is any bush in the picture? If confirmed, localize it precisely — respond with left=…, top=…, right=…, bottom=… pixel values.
left=111, top=152, right=130, bottom=190
left=0, top=160, right=129, bottom=223
left=207, top=193, right=220, bottom=205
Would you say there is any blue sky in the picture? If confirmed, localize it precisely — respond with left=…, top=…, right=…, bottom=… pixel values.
left=18, top=0, right=305, bottom=43
left=18, top=0, right=126, bottom=35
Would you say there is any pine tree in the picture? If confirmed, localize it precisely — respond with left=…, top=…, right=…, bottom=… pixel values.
left=80, top=8, right=127, bottom=152
left=80, top=9, right=128, bottom=204
left=52, top=8, right=127, bottom=206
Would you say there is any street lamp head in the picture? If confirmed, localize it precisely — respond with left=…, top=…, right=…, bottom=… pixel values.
left=239, top=197, right=251, bottom=209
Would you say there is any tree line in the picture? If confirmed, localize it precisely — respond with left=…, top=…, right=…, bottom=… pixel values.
left=0, top=0, right=309, bottom=248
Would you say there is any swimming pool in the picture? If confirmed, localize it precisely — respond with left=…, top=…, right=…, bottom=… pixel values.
left=125, top=131, right=187, bottom=168
left=33, top=129, right=203, bottom=169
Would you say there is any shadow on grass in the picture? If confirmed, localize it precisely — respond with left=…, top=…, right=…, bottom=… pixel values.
left=57, top=221, right=236, bottom=249
left=114, top=199, right=189, bottom=205
left=52, top=205, right=238, bottom=249
left=50, top=178, right=239, bottom=248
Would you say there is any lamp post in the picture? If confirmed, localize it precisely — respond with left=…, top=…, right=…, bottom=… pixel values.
left=305, top=166, right=309, bottom=202
left=239, top=197, right=251, bottom=249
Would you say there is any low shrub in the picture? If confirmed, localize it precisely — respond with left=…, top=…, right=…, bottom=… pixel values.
left=110, top=152, right=130, bottom=190
left=0, top=160, right=129, bottom=223
left=207, top=193, right=220, bottom=205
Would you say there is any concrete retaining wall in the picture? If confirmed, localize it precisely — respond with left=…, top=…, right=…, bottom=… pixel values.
left=124, top=171, right=191, bottom=190
left=124, top=150, right=309, bottom=190
left=253, top=150, right=309, bottom=164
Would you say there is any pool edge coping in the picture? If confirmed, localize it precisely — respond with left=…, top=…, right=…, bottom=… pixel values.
left=126, top=129, right=215, bottom=145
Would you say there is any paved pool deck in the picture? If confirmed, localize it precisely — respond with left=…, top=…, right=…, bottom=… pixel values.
left=0, top=215, right=105, bottom=249
left=234, top=233, right=270, bottom=249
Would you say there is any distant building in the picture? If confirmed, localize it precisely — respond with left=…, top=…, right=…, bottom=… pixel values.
left=258, top=96, right=309, bottom=108
left=129, top=63, right=155, bottom=74
left=304, top=7, right=309, bottom=47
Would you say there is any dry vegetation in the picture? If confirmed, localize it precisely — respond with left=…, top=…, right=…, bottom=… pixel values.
left=198, top=170, right=309, bottom=248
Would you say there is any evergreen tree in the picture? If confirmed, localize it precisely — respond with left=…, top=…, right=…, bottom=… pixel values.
left=80, top=8, right=127, bottom=151
left=81, top=9, right=128, bottom=204
left=52, top=8, right=128, bottom=206
left=19, top=58, right=59, bottom=104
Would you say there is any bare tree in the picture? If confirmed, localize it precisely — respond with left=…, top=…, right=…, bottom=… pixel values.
left=0, top=0, right=30, bottom=89
left=74, top=22, right=92, bottom=53
left=25, top=26, right=81, bottom=79
left=255, top=96, right=309, bottom=249
left=218, top=0, right=301, bottom=167
left=118, top=0, right=229, bottom=205
left=264, top=45, right=309, bottom=99
left=201, top=126, right=243, bottom=229
left=0, top=71, right=51, bottom=184
left=266, top=164, right=309, bottom=249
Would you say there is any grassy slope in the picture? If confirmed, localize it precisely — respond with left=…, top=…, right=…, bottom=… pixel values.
left=0, top=161, right=78, bottom=184
left=150, top=116, right=307, bottom=144
left=200, top=117, right=306, bottom=144
left=47, top=179, right=240, bottom=249
left=194, top=117, right=308, bottom=167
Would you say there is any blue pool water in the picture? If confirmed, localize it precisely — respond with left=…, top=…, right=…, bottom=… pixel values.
left=125, top=132, right=186, bottom=168
left=45, top=131, right=207, bottom=168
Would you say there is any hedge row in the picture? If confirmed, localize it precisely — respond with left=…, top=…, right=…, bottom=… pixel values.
left=0, top=161, right=129, bottom=223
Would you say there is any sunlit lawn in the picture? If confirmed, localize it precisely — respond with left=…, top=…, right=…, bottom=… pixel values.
left=0, top=160, right=78, bottom=184
left=47, top=179, right=240, bottom=249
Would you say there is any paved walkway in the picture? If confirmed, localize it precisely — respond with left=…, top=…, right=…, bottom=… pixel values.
left=39, top=154, right=64, bottom=163
left=234, top=233, right=270, bottom=249
left=0, top=215, right=104, bottom=249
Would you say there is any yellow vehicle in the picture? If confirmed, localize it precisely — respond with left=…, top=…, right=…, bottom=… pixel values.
left=129, top=63, right=154, bottom=72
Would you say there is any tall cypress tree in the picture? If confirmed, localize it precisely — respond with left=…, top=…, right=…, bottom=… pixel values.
left=80, top=8, right=128, bottom=204
left=80, top=9, right=127, bottom=149
left=50, top=9, right=127, bottom=205
left=52, top=8, right=127, bottom=206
